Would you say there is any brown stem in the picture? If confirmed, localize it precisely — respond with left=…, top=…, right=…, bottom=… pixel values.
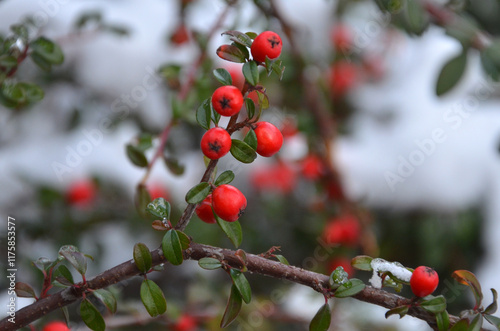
left=1, top=242, right=469, bottom=331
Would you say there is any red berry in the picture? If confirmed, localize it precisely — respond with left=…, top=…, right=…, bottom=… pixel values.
left=212, top=184, right=247, bottom=222
left=211, top=85, right=243, bottom=117
left=254, top=122, right=283, bottom=157
left=410, top=266, right=439, bottom=297
left=174, top=314, right=197, bottom=331
left=329, top=61, right=359, bottom=97
left=195, top=194, right=216, bottom=224
left=331, top=24, right=352, bottom=52
left=251, top=31, right=282, bottom=63
left=171, top=24, right=190, bottom=45
left=148, top=184, right=170, bottom=201
left=42, top=321, right=70, bottom=331
left=200, top=127, right=231, bottom=160
left=301, top=154, right=325, bottom=180
left=323, top=214, right=360, bottom=246
left=250, top=162, right=296, bottom=194
left=66, top=179, right=96, bottom=207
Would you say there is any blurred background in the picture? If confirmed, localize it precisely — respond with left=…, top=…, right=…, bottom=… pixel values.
left=1, top=0, right=500, bottom=330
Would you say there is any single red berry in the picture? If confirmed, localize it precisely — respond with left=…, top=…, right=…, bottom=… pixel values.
left=195, top=194, right=216, bottom=224
left=171, top=24, right=190, bottom=45
left=329, top=61, right=359, bottom=97
left=174, top=314, right=198, bottom=331
left=211, top=85, right=244, bottom=117
left=250, top=162, right=296, bottom=194
left=148, top=184, right=170, bottom=201
left=254, top=122, right=283, bottom=157
left=66, top=179, right=96, bottom=207
left=410, top=266, right=439, bottom=297
left=301, top=154, right=326, bottom=180
left=251, top=31, right=282, bottom=63
left=323, top=214, right=361, bottom=246
left=42, top=321, right=70, bottom=331
left=212, top=184, right=247, bottom=222
left=331, top=24, right=352, bottom=52
left=200, top=127, right=231, bottom=160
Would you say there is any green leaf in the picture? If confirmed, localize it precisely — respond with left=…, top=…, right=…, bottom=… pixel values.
left=215, top=213, right=242, bottom=248
left=449, top=319, right=469, bottom=331
left=230, top=269, right=252, bottom=304
left=75, top=11, right=102, bottom=28
left=220, top=284, right=243, bottom=328
left=30, top=52, right=52, bottom=71
left=93, top=289, right=117, bottom=314
left=436, top=311, right=450, bottom=331
left=18, top=82, right=44, bottom=104
left=244, top=98, right=256, bottom=119
left=452, top=270, right=483, bottom=309
left=242, top=61, right=259, bottom=86
left=243, top=129, right=257, bottom=150
left=215, top=170, right=235, bottom=186
left=140, top=279, right=167, bottom=317
left=59, top=245, right=87, bottom=276
left=385, top=305, right=409, bottom=319
left=80, top=299, right=106, bottom=331
left=30, top=37, right=64, bottom=65
left=271, top=60, right=286, bottom=80
left=274, top=254, right=289, bottom=265
left=309, top=303, right=331, bottom=331
left=196, top=98, right=211, bottom=130
left=232, top=42, right=250, bottom=61
left=222, top=30, right=253, bottom=48
left=198, top=257, right=222, bottom=270
left=481, top=40, right=500, bottom=81
left=162, top=229, right=183, bottom=265
left=245, top=32, right=257, bottom=39
left=230, top=139, right=257, bottom=163
left=136, top=133, right=153, bottom=152
left=133, top=243, right=152, bottom=273
left=329, top=266, right=349, bottom=290
left=469, top=313, right=483, bottom=331
left=213, top=68, right=233, bottom=86
left=485, top=314, right=500, bottom=328
left=216, top=44, right=246, bottom=63
left=436, top=50, right=467, bottom=96
left=185, top=182, right=211, bottom=204
left=146, top=197, right=171, bottom=219
left=402, top=0, right=429, bottom=35
left=163, top=156, right=185, bottom=176
left=334, top=278, right=365, bottom=298
left=421, top=295, right=447, bottom=314
left=53, top=264, right=74, bottom=286
left=484, top=288, right=498, bottom=315
left=14, top=282, right=37, bottom=298
left=126, top=144, right=148, bottom=167
left=32, top=257, right=60, bottom=273
left=0, top=55, right=17, bottom=69
left=351, top=255, right=373, bottom=271
left=2, top=82, right=26, bottom=103
left=135, top=184, right=151, bottom=218
left=176, top=230, right=191, bottom=250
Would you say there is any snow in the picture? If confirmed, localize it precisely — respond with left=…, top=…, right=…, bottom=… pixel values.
left=369, top=258, right=412, bottom=289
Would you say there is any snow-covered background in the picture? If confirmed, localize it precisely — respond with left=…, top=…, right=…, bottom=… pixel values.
left=0, top=0, right=499, bottom=330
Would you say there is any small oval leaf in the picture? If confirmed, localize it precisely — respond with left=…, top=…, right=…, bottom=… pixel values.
left=215, top=170, right=235, bottom=186
left=162, top=229, right=183, bottom=265
left=196, top=99, right=211, bottom=130
left=421, top=295, right=447, bottom=314
left=452, top=270, right=483, bottom=309
left=244, top=98, right=256, bottom=119
left=216, top=44, right=246, bottom=63
left=215, top=213, right=242, bottom=248
left=213, top=68, right=233, bottom=86
left=220, top=284, right=243, bottom=328
left=140, top=279, right=167, bottom=317
left=334, top=278, right=365, bottom=298
left=230, top=139, right=257, bottom=164
left=15, top=282, right=37, bottom=298
left=436, top=50, right=467, bottom=96
left=242, top=61, right=259, bottom=86
left=351, top=255, right=373, bottom=271
left=385, top=305, right=409, bottom=319
left=309, top=303, right=331, bottom=331
left=274, top=254, right=290, bottom=265
left=93, top=289, right=117, bottom=314
left=59, top=245, right=87, bottom=276
left=133, top=243, right=152, bottom=273
left=198, top=257, right=222, bottom=270
left=230, top=269, right=252, bottom=304
left=185, top=182, right=211, bottom=204
left=80, top=299, right=106, bottom=331
left=126, top=144, right=148, bottom=168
